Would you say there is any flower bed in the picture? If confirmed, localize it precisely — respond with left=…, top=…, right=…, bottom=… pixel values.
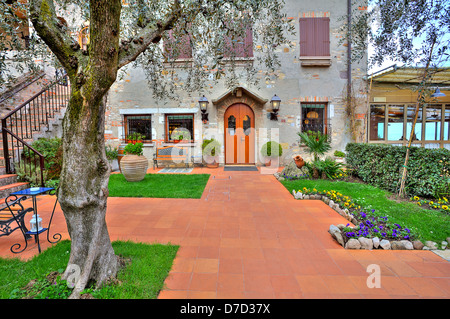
left=292, top=188, right=427, bottom=250
left=411, top=196, right=449, bottom=213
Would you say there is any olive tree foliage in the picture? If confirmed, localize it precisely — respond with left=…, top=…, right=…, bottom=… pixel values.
left=1, top=0, right=294, bottom=298
left=348, top=0, right=449, bottom=68
left=348, top=0, right=450, bottom=197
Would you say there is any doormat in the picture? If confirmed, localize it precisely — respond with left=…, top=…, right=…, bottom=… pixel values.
left=223, top=166, right=259, bottom=171
left=159, top=168, right=193, bottom=173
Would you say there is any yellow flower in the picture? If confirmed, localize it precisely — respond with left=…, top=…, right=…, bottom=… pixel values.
left=442, top=205, right=448, bottom=210
left=417, top=202, right=421, bottom=206
left=429, top=201, right=434, bottom=205
left=443, top=197, right=448, bottom=202
left=413, top=196, right=419, bottom=201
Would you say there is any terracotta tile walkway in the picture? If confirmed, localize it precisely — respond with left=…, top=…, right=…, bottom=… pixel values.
left=0, top=167, right=449, bottom=299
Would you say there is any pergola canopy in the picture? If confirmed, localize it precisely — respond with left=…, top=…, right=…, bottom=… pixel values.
left=368, top=65, right=450, bottom=86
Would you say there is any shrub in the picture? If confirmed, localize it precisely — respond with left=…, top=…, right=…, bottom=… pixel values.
left=345, top=143, right=450, bottom=198
left=21, top=137, right=63, bottom=181
left=334, top=150, right=346, bottom=157
left=260, top=141, right=283, bottom=157
left=304, top=156, right=344, bottom=179
left=202, top=139, right=221, bottom=156
left=105, top=145, right=118, bottom=161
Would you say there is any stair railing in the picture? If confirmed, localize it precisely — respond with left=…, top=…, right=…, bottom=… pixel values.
left=1, top=70, right=70, bottom=187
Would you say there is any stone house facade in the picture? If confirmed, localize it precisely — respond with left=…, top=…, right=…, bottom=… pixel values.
left=104, top=0, right=369, bottom=166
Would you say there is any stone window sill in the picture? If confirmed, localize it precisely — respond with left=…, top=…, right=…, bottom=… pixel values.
left=299, top=56, right=331, bottom=67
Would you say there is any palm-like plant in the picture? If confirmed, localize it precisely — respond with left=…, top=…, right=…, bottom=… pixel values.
left=298, top=131, right=331, bottom=161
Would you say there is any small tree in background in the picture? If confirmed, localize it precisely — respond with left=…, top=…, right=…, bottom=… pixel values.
left=349, top=0, right=450, bottom=197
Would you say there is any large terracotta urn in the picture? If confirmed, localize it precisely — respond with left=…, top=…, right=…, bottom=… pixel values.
left=120, top=154, right=148, bottom=182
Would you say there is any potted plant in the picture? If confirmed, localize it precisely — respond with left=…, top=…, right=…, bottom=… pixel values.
left=333, top=150, right=346, bottom=164
left=105, top=145, right=119, bottom=172
left=202, top=138, right=221, bottom=168
left=260, top=141, right=283, bottom=166
left=119, top=142, right=148, bottom=181
left=173, top=134, right=185, bottom=143
left=126, top=132, right=145, bottom=144
left=293, top=155, right=305, bottom=169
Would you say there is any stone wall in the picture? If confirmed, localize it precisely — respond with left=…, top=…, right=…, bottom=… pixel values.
left=105, top=0, right=369, bottom=166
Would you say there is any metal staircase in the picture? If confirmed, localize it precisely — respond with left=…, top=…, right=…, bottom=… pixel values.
left=0, top=71, right=70, bottom=200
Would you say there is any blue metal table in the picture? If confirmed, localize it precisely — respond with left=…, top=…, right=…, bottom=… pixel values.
left=8, top=187, right=61, bottom=253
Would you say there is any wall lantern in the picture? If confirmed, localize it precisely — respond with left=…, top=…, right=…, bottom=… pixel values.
left=199, top=95, right=209, bottom=123
left=431, top=87, right=446, bottom=98
left=269, top=94, right=281, bottom=121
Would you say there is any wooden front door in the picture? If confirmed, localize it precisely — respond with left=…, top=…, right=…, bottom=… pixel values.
left=224, top=103, right=255, bottom=164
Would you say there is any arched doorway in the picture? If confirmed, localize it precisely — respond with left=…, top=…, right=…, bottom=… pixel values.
left=224, top=103, right=255, bottom=165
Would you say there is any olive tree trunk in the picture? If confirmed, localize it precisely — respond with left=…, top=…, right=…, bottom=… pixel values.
left=29, top=0, right=180, bottom=298
left=58, top=93, right=116, bottom=298
left=30, top=0, right=122, bottom=298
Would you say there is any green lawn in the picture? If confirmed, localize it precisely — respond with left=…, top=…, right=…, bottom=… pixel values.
left=1, top=240, right=178, bottom=299
left=280, top=179, right=450, bottom=244
left=108, top=173, right=210, bottom=198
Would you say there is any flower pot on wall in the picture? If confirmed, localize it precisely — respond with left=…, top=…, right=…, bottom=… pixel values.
left=120, top=154, right=148, bottom=182
left=206, top=157, right=219, bottom=168
left=264, top=157, right=279, bottom=167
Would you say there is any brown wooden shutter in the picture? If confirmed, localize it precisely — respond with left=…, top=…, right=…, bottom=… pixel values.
left=164, top=29, right=192, bottom=60
left=224, top=24, right=253, bottom=58
left=299, top=18, right=314, bottom=56
left=299, top=17, right=330, bottom=56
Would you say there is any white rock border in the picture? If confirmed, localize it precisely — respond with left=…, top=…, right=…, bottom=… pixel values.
left=292, top=190, right=447, bottom=251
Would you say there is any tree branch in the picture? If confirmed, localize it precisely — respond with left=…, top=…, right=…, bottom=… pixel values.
left=117, top=0, right=182, bottom=69
left=29, top=0, right=83, bottom=76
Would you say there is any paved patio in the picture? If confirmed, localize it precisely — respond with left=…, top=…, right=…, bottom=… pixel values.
left=0, top=167, right=449, bottom=299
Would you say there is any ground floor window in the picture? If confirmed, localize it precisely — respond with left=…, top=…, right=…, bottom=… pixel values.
left=369, top=103, right=450, bottom=147
left=165, top=114, right=194, bottom=142
left=124, top=115, right=152, bottom=142
left=301, top=103, right=328, bottom=134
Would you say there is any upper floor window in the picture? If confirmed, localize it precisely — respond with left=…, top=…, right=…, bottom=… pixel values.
left=223, top=24, right=253, bottom=59
left=299, top=17, right=331, bottom=66
left=164, top=29, right=193, bottom=61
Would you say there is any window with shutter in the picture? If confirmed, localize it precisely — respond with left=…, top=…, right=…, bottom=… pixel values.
left=223, top=25, right=253, bottom=59
left=164, top=29, right=193, bottom=61
left=299, top=17, right=331, bottom=66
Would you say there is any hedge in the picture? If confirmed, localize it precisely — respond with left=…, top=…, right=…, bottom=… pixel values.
left=345, top=143, right=450, bottom=199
